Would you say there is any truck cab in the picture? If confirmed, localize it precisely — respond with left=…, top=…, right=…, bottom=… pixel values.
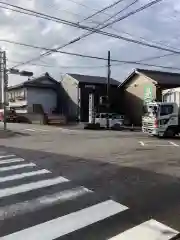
left=142, top=101, right=179, bottom=137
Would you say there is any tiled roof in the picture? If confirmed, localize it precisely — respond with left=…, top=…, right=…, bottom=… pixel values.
left=120, top=68, right=180, bottom=87
left=68, top=73, right=120, bottom=86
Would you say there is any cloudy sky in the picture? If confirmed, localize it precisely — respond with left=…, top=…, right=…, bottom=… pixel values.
left=0, top=0, right=180, bottom=85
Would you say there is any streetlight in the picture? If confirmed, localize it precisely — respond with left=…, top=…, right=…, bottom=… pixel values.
left=9, top=68, right=33, bottom=76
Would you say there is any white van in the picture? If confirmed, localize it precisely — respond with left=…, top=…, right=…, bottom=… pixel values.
left=95, top=113, right=124, bottom=128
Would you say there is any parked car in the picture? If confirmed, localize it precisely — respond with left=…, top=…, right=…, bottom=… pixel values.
left=95, top=113, right=124, bottom=128
left=0, top=108, right=18, bottom=123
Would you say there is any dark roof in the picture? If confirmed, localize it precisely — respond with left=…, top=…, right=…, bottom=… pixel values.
left=8, top=73, right=59, bottom=90
left=120, top=68, right=180, bottom=88
left=68, top=73, right=120, bottom=86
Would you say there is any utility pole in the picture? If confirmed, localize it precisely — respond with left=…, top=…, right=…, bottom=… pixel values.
left=0, top=49, right=33, bottom=131
left=3, top=51, right=8, bottom=130
left=106, top=50, right=111, bottom=129
left=0, top=50, right=3, bottom=111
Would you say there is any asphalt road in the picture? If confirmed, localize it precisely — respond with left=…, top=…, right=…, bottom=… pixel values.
left=0, top=123, right=180, bottom=239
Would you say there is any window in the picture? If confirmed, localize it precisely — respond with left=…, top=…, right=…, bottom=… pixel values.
left=160, top=105, right=173, bottom=116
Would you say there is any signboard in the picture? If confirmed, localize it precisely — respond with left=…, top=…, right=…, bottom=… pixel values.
left=89, top=93, right=95, bottom=123
left=144, top=85, right=153, bottom=103
left=85, top=85, right=95, bottom=89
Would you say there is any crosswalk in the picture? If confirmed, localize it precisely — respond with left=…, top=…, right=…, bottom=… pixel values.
left=0, top=152, right=179, bottom=239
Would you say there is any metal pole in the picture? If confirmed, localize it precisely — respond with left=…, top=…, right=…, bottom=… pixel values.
left=0, top=50, right=5, bottom=131
left=106, top=50, right=111, bottom=129
left=3, top=51, right=7, bottom=130
left=0, top=50, right=3, bottom=110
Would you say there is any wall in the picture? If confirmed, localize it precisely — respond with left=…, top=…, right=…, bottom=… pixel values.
left=60, top=75, right=79, bottom=120
left=27, top=88, right=57, bottom=114
left=124, top=74, right=157, bottom=125
left=80, top=83, right=122, bottom=122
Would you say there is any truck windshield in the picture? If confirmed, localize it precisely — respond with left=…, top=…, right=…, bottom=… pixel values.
left=143, top=105, right=158, bottom=117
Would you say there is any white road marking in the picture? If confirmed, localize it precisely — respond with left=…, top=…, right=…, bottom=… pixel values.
left=0, top=186, right=92, bottom=220
left=0, top=158, right=24, bottom=165
left=23, top=129, right=36, bottom=132
left=169, top=141, right=179, bottom=147
left=0, top=155, right=16, bottom=159
left=0, top=200, right=128, bottom=240
left=139, top=141, right=145, bottom=146
left=0, top=163, right=36, bottom=172
left=109, top=219, right=178, bottom=240
left=0, top=176, right=69, bottom=198
left=0, top=169, right=50, bottom=183
left=152, top=145, right=175, bottom=147
left=24, top=128, right=49, bottom=132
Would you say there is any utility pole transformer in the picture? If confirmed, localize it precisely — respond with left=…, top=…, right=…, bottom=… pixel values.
left=106, top=51, right=111, bottom=129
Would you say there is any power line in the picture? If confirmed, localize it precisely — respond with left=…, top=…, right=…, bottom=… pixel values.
left=2, top=38, right=180, bottom=71
left=111, top=63, right=180, bottom=71
left=8, top=60, right=108, bottom=69
left=26, top=0, right=108, bottom=14
left=0, top=0, right=164, bottom=33
left=0, top=0, right=139, bottom=66
left=17, top=0, right=180, bottom=53
left=8, top=57, right=180, bottom=72
left=0, top=0, right=167, bottom=68
left=28, top=0, right=180, bottom=55
left=116, top=52, right=177, bottom=68
left=78, top=0, right=134, bottom=24
left=138, top=52, right=175, bottom=62
left=25, top=0, right=126, bottom=25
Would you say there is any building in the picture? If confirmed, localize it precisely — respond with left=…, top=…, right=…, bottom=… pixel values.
left=8, top=72, right=61, bottom=114
left=60, top=73, right=121, bottom=122
left=120, top=68, right=180, bottom=125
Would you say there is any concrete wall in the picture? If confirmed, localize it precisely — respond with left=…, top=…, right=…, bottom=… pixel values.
left=27, top=88, right=57, bottom=114
left=124, top=74, right=157, bottom=125
left=60, top=75, right=79, bottom=120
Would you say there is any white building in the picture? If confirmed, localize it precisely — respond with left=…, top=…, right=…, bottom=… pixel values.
left=8, top=73, right=60, bottom=114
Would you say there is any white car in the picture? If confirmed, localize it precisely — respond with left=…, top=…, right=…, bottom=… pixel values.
left=95, top=113, right=124, bottom=128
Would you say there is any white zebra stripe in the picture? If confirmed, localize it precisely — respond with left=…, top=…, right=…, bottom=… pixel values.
left=0, top=158, right=24, bottom=165
left=0, top=200, right=128, bottom=239
left=0, top=155, right=16, bottom=159
left=0, top=176, right=69, bottom=198
left=109, top=219, right=179, bottom=240
left=0, top=186, right=92, bottom=220
left=0, top=169, right=50, bottom=183
left=0, top=163, right=36, bottom=172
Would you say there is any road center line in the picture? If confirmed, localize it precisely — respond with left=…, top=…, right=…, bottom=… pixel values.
left=0, top=176, right=69, bottom=198
left=0, top=200, right=128, bottom=240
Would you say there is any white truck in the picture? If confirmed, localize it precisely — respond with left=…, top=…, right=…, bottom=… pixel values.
left=142, top=87, right=180, bottom=137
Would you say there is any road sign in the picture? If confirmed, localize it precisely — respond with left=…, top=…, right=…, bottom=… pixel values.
left=144, top=85, right=153, bottom=102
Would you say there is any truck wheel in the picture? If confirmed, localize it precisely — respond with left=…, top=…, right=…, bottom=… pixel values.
left=164, top=128, right=175, bottom=138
